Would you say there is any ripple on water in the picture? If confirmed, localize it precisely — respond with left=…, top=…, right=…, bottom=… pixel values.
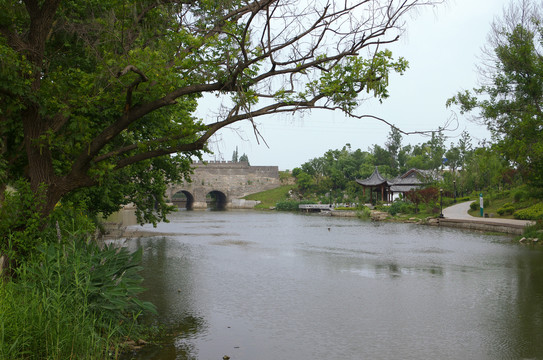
left=131, top=211, right=543, bottom=360
left=210, top=240, right=255, bottom=247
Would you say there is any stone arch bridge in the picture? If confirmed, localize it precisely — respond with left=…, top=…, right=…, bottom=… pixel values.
left=166, top=161, right=280, bottom=210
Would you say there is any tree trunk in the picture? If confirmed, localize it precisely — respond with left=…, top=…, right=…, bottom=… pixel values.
left=21, top=105, right=61, bottom=217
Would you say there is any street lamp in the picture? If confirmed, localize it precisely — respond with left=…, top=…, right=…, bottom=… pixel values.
left=453, top=180, right=457, bottom=203
left=439, top=188, right=444, bottom=218
left=329, top=189, right=332, bottom=208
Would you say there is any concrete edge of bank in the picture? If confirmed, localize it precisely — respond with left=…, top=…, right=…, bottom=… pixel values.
left=327, top=209, right=531, bottom=236
left=434, top=218, right=529, bottom=235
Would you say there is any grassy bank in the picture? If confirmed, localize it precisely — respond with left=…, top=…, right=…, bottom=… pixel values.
left=243, top=185, right=295, bottom=209
left=465, top=186, right=543, bottom=220
left=242, top=184, right=543, bottom=240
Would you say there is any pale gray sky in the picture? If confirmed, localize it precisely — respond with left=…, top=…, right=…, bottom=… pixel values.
left=198, top=0, right=511, bottom=170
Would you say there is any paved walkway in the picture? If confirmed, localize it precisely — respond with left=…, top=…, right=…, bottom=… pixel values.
left=442, top=201, right=534, bottom=227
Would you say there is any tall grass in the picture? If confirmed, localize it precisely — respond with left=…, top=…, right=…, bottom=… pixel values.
left=0, top=236, right=156, bottom=359
left=0, top=277, right=106, bottom=359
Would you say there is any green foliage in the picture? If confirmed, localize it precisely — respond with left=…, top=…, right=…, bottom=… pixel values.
left=357, top=206, right=372, bottom=219
left=294, top=171, right=315, bottom=194
left=470, top=201, right=479, bottom=211
left=68, top=155, right=193, bottom=226
left=307, top=51, right=408, bottom=111
left=239, top=153, right=249, bottom=164
left=513, top=189, right=528, bottom=203
left=293, top=128, right=460, bottom=204
left=522, top=220, right=543, bottom=238
left=279, top=171, right=293, bottom=183
left=497, top=203, right=515, bottom=216
left=0, top=181, right=96, bottom=264
left=514, top=203, right=543, bottom=220
left=386, top=201, right=414, bottom=216
left=457, top=147, right=507, bottom=192
left=448, top=2, right=543, bottom=189
left=0, top=181, right=48, bottom=263
left=1, top=0, right=427, bottom=228
left=0, top=236, right=155, bottom=359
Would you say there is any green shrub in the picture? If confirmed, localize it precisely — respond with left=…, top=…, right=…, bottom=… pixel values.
left=0, top=181, right=97, bottom=265
left=513, top=189, right=528, bottom=203
left=523, top=220, right=543, bottom=238
left=0, top=181, right=49, bottom=264
left=357, top=207, right=372, bottom=219
left=497, top=203, right=515, bottom=216
left=514, top=203, right=543, bottom=220
left=470, top=201, right=479, bottom=211
left=387, top=201, right=413, bottom=216
left=457, top=197, right=471, bottom=202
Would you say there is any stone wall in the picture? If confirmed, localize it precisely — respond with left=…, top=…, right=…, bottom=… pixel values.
left=167, top=161, right=280, bottom=209
left=190, top=161, right=280, bottom=198
left=435, top=218, right=526, bottom=235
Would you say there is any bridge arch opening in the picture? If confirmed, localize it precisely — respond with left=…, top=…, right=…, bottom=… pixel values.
left=172, top=190, right=194, bottom=210
left=206, top=191, right=227, bottom=210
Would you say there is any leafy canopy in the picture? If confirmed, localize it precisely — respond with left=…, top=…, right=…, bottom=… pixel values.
left=0, top=0, right=440, bottom=224
left=447, top=0, right=543, bottom=188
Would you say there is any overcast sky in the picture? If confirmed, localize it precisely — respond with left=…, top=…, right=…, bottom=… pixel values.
left=197, top=0, right=512, bottom=170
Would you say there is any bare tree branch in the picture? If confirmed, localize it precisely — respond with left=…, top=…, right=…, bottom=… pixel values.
left=3, top=0, right=445, bottom=215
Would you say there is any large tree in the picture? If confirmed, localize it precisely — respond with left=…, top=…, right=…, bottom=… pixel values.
left=1, top=0, right=439, bottom=223
left=448, top=0, right=543, bottom=188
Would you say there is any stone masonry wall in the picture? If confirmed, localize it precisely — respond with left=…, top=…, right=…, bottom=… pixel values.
left=167, top=161, right=280, bottom=208
left=189, top=161, right=280, bottom=198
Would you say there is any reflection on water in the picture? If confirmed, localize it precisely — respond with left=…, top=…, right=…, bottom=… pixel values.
left=115, top=211, right=543, bottom=360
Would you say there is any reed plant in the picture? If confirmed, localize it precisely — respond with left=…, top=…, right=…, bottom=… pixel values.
left=0, top=234, right=156, bottom=359
left=0, top=182, right=157, bottom=358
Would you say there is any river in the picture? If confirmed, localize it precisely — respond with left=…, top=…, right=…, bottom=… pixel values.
left=114, top=210, right=543, bottom=360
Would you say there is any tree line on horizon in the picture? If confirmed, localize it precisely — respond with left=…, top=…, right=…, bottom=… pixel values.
left=289, top=127, right=521, bottom=203
left=288, top=0, right=543, bottom=203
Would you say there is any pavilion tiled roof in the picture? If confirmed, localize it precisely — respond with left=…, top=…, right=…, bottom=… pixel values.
left=356, top=167, right=437, bottom=191
left=355, top=167, right=390, bottom=187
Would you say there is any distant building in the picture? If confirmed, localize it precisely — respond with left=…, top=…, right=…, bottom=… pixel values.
left=356, top=167, right=392, bottom=203
left=356, top=167, right=438, bottom=203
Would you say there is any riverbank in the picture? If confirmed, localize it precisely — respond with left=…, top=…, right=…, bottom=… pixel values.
left=306, top=203, right=534, bottom=236
left=438, top=201, right=535, bottom=235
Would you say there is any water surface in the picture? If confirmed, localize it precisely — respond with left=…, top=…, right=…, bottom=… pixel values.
left=117, top=211, right=543, bottom=360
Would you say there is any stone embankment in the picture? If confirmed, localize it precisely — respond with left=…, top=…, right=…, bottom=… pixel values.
left=328, top=202, right=534, bottom=236
left=434, top=217, right=527, bottom=235
left=438, top=201, right=534, bottom=235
